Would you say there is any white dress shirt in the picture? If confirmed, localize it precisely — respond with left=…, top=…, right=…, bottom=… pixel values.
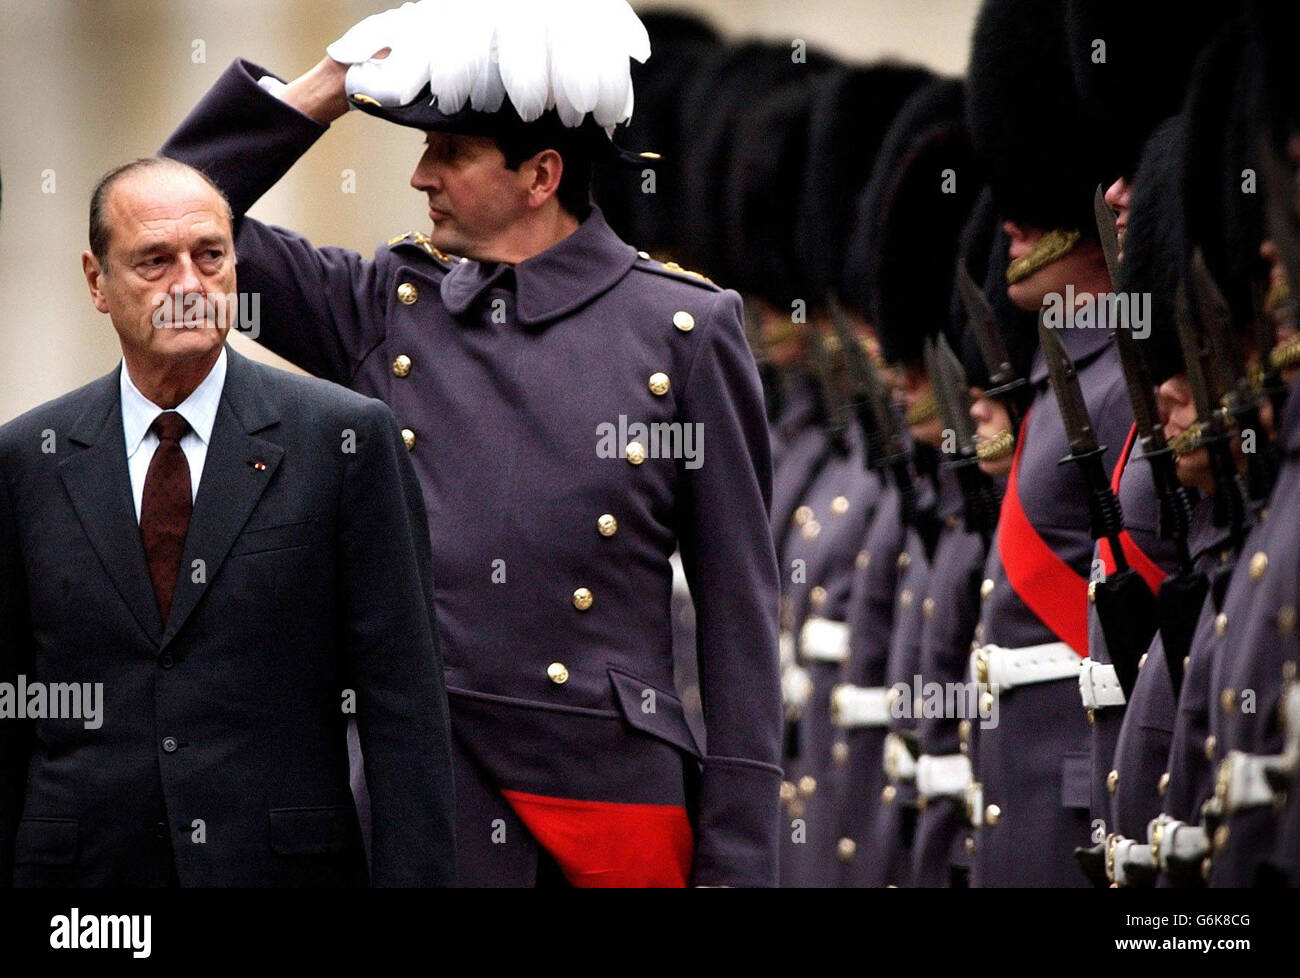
left=121, top=346, right=228, bottom=523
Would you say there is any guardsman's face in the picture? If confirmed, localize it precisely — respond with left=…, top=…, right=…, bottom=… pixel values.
left=411, top=131, right=532, bottom=260
left=969, top=387, right=1014, bottom=476
left=1103, top=177, right=1133, bottom=256
left=901, top=362, right=943, bottom=449
left=1157, top=373, right=1213, bottom=491
left=1003, top=222, right=1109, bottom=311
left=83, top=167, right=235, bottom=366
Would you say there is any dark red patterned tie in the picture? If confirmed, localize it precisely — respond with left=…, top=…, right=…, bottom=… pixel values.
left=140, top=411, right=192, bottom=624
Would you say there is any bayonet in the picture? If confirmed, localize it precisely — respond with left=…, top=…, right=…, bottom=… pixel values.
left=1189, top=249, right=1276, bottom=502
left=957, top=262, right=1029, bottom=435
left=926, top=334, right=1002, bottom=539
left=806, top=325, right=851, bottom=457
left=1037, top=313, right=1128, bottom=566
left=1094, top=185, right=1122, bottom=283
left=1094, top=187, right=1195, bottom=567
left=1174, top=278, right=1247, bottom=545
left=827, top=295, right=920, bottom=529
left=1259, top=131, right=1300, bottom=340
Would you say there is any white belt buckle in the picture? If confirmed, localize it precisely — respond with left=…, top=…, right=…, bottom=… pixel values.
left=883, top=731, right=917, bottom=782
left=1078, top=659, right=1126, bottom=710
left=800, top=617, right=850, bottom=664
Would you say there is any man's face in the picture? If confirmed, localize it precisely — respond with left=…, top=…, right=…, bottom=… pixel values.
left=901, top=362, right=943, bottom=449
left=969, top=387, right=1014, bottom=476
left=410, top=131, right=533, bottom=260
left=1157, top=373, right=1213, bottom=490
left=1003, top=221, right=1108, bottom=311
left=1103, top=176, right=1133, bottom=256
left=83, top=167, right=235, bottom=365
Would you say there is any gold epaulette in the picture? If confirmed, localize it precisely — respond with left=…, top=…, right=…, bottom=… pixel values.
left=661, top=260, right=714, bottom=285
left=634, top=249, right=719, bottom=289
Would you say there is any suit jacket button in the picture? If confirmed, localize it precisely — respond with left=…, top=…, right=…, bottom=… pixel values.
left=547, top=662, right=570, bottom=684
left=155, top=822, right=168, bottom=840
left=397, top=283, right=418, bottom=305
left=572, top=587, right=594, bottom=611
left=673, top=310, right=695, bottom=332
left=160, top=653, right=174, bottom=669
left=401, top=428, right=416, bottom=451
left=392, top=354, right=412, bottom=377
left=625, top=441, right=646, bottom=465
left=648, top=372, right=670, bottom=396
left=162, top=736, right=178, bottom=753
left=597, top=514, right=618, bottom=537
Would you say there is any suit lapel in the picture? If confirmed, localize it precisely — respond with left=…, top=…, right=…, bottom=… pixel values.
left=56, top=368, right=164, bottom=645
left=161, top=348, right=282, bottom=648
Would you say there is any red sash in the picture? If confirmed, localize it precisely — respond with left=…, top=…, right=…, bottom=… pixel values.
left=502, top=790, right=693, bottom=888
left=997, top=409, right=1090, bottom=656
left=1096, top=423, right=1169, bottom=595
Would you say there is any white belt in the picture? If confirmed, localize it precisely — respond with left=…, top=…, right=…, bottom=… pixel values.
left=782, top=663, right=812, bottom=716
left=971, top=642, right=1081, bottom=690
left=1149, top=816, right=1208, bottom=869
left=1214, top=749, right=1289, bottom=814
left=1078, top=659, right=1126, bottom=710
left=801, top=617, right=850, bottom=664
left=915, top=753, right=972, bottom=799
left=830, top=684, right=890, bottom=729
left=883, top=732, right=918, bottom=782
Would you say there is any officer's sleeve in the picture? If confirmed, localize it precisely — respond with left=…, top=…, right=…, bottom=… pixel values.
left=0, top=447, right=34, bottom=885
left=161, top=59, right=386, bottom=386
left=675, top=288, right=783, bottom=887
left=339, top=398, right=456, bottom=886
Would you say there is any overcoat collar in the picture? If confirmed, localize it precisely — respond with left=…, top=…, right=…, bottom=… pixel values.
left=440, top=204, right=638, bottom=326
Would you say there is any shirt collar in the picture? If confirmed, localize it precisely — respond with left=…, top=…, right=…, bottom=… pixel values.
left=120, top=345, right=228, bottom=457
left=439, top=204, right=638, bottom=327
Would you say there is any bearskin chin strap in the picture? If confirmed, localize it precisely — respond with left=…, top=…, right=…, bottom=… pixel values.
left=1006, top=228, right=1081, bottom=284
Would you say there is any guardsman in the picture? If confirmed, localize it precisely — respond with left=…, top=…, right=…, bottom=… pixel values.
left=911, top=189, right=1026, bottom=886
left=1148, top=28, right=1275, bottom=887
left=1061, top=0, right=1228, bottom=884
left=1096, top=117, right=1204, bottom=886
left=160, top=0, right=781, bottom=887
left=773, top=62, right=932, bottom=887
left=1198, top=5, right=1300, bottom=886
left=964, top=0, right=1136, bottom=886
left=832, top=77, right=979, bottom=888
left=705, top=71, right=872, bottom=889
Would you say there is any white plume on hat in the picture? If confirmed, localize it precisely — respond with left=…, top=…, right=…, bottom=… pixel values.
left=328, top=0, right=651, bottom=137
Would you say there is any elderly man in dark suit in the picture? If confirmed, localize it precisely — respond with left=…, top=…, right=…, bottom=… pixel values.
left=0, top=157, right=455, bottom=886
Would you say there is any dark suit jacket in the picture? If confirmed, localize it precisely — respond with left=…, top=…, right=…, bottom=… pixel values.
left=0, top=346, right=455, bottom=886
